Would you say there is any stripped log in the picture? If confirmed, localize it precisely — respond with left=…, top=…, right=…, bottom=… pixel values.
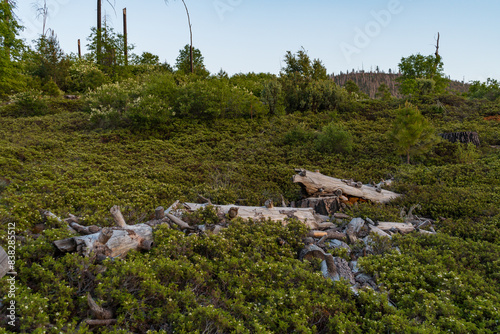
left=184, top=203, right=319, bottom=229
left=377, top=222, right=415, bottom=234
left=293, top=170, right=401, bottom=204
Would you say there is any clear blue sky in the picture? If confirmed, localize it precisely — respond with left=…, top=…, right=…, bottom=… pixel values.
left=15, top=0, right=500, bottom=82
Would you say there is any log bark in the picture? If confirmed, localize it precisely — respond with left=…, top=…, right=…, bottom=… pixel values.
left=184, top=203, right=319, bottom=229
left=293, top=170, right=401, bottom=203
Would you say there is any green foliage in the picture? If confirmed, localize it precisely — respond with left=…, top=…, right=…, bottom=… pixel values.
left=67, top=59, right=108, bottom=93
left=389, top=102, right=437, bottom=163
left=376, top=83, right=392, bottom=101
left=26, top=32, right=72, bottom=91
left=468, top=78, right=500, bottom=101
left=397, top=53, right=449, bottom=96
left=260, top=78, right=285, bottom=115
left=86, top=26, right=134, bottom=69
left=0, top=1, right=26, bottom=99
left=279, top=48, right=335, bottom=113
left=0, top=80, right=499, bottom=333
left=314, top=122, right=353, bottom=154
left=85, top=73, right=266, bottom=128
left=175, top=44, right=209, bottom=77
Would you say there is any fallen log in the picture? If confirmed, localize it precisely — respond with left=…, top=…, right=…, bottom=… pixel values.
left=376, top=222, right=415, bottom=234
left=53, top=206, right=154, bottom=258
left=293, top=170, right=401, bottom=204
left=184, top=203, right=319, bottom=229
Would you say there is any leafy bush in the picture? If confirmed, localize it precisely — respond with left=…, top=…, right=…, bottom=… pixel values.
left=67, top=60, right=108, bottom=93
left=314, top=122, right=353, bottom=154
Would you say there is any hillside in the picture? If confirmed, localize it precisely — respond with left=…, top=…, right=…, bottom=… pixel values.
left=332, top=71, right=470, bottom=98
left=0, top=79, right=499, bottom=332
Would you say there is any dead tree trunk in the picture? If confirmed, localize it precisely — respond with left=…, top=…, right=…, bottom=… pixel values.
left=439, top=132, right=480, bottom=147
left=123, top=8, right=128, bottom=65
left=53, top=206, right=153, bottom=258
left=293, top=169, right=401, bottom=204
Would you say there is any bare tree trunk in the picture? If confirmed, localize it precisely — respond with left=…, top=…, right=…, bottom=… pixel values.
left=181, top=0, right=194, bottom=73
left=97, top=0, right=102, bottom=65
left=123, top=8, right=128, bottom=65
left=78, top=39, right=81, bottom=58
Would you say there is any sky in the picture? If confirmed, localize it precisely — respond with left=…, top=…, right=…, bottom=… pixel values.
left=14, top=0, right=500, bottom=82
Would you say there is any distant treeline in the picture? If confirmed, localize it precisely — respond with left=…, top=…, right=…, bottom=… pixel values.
left=332, top=71, right=470, bottom=99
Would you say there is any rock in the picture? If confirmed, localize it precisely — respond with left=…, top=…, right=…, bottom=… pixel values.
left=326, top=239, right=351, bottom=253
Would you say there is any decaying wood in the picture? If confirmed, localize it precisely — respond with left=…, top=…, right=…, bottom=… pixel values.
left=83, top=319, right=117, bottom=326
left=110, top=205, right=127, bottom=228
left=165, top=213, right=193, bottom=230
left=0, top=246, right=9, bottom=278
left=439, top=131, right=480, bottom=147
left=87, top=293, right=113, bottom=319
left=377, top=222, right=415, bottom=234
left=54, top=206, right=154, bottom=258
left=297, top=196, right=340, bottom=216
left=325, top=230, right=347, bottom=241
left=299, top=244, right=338, bottom=280
left=293, top=170, right=401, bottom=204
left=368, top=224, right=392, bottom=238
left=307, top=230, right=327, bottom=238
left=184, top=203, right=319, bottom=229
left=42, top=210, right=77, bottom=234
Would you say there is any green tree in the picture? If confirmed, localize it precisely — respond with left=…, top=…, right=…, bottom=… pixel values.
left=396, top=53, right=449, bottom=96
left=389, top=102, right=437, bottom=164
left=132, top=51, right=160, bottom=66
left=28, top=31, right=71, bottom=91
left=279, top=48, right=328, bottom=112
left=86, top=25, right=134, bottom=72
left=175, top=44, right=208, bottom=76
left=0, top=0, right=25, bottom=98
left=468, top=78, right=500, bottom=101
left=375, top=83, right=392, bottom=100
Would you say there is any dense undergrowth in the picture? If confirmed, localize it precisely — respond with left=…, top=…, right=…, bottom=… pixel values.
left=0, top=72, right=499, bottom=333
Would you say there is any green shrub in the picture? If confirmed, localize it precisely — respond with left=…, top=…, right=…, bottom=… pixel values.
left=314, top=122, right=353, bottom=154
left=67, top=60, right=108, bottom=93
left=7, top=90, right=49, bottom=117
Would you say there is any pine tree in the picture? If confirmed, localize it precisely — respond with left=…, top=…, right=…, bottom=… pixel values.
left=389, top=102, right=437, bottom=164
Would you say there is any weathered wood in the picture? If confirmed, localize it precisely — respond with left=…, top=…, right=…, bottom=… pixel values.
left=155, top=206, right=165, bottom=220
left=0, top=246, right=9, bottom=278
left=368, top=224, right=392, bottom=238
left=87, top=293, right=113, bottom=320
left=165, top=213, right=193, bottom=230
left=184, top=203, right=319, bottom=229
left=293, top=170, right=401, bottom=203
left=377, top=222, right=415, bottom=234
left=84, top=319, right=117, bottom=326
left=297, top=196, right=340, bottom=216
left=54, top=206, right=154, bottom=258
left=439, top=131, right=480, bottom=147
left=110, top=205, right=127, bottom=228
left=325, top=230, right=347, bottom=241
left=299, top=244, right=338, bottom=280
left=307, top=230, right=327, bottom=238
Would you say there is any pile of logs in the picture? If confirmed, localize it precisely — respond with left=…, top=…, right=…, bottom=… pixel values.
left=292, top=169, right=401, bottom=215
left=299, top=210, right=437, bottom=294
